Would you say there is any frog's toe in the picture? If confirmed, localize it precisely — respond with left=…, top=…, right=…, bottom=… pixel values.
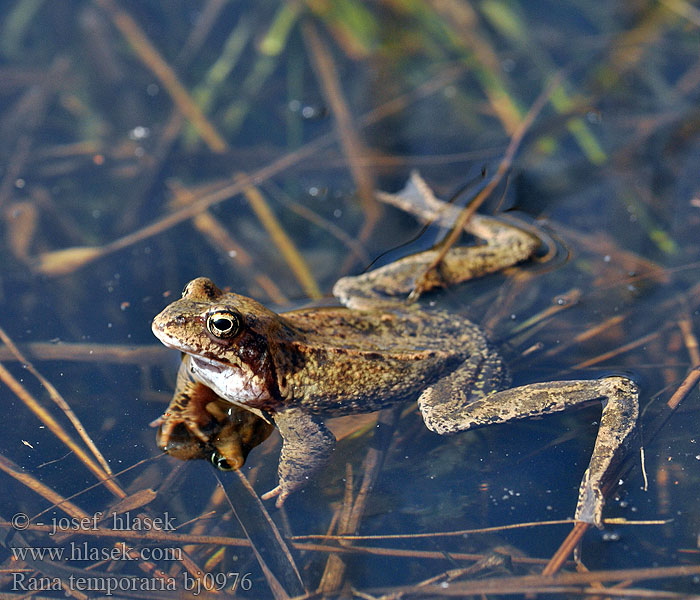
left=260, top=486, right=279, bottom=501
left=261, top=485, right=289, bottom=507
left=187, top=421, right=213, bottom=443
left=275, top=490, right=290, bottom=507
left=575, top=472, right=605, bottom=528
left=154, top=416, right=177, bottom=447
left=149, top=415, right=165, bottom=429
left=156, top=412, right=215, bottom=449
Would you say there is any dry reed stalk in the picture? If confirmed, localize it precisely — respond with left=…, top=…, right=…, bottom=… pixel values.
left=94, top=0, right=227, bottom=152
left=0, top=326, right=112, bottom=476
left=0, top=361, right=124, bottom=498
left=303, top=19, right=380, bottom=246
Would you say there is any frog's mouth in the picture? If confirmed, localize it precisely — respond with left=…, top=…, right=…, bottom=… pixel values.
left=186, top=352, right=272, bottom=409
left=190, top=354, right=228, bottom=373
left=151, top=325, right=228, bottom=369
left=151, top=322, right=191, bottom=352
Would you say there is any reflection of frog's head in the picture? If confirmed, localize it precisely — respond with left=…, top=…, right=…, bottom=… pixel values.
left=156, top=399, right=274, bottom=470
left=152, top=277, right=296, bottom=405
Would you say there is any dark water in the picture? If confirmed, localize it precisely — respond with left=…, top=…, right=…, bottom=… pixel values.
left=0, top=1, right=699, bottom=597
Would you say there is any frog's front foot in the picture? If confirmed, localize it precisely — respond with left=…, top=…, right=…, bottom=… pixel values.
left=153, top=382, right=219, bottom=451
left=262, top=407, right=336, bottom=507
left=153, top=408, right=215, bottom=453
left=260, top=485, right=290, bottom=507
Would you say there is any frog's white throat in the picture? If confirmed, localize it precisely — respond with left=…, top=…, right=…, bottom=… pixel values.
left=187, top=354, right=271, bottom=408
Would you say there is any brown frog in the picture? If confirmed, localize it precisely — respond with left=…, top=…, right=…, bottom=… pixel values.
left=151, top=172, right=638, bottom=527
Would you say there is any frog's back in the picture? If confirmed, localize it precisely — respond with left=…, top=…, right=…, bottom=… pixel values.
left=278, top=306, right=502, bottom=415
left=284, top=305, right=484, bottom=351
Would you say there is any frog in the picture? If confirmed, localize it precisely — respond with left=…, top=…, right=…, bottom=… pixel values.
left=151, top=172, right=638, bottom=528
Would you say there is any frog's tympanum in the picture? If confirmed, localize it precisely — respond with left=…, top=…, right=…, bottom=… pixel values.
left=152, top=172, right=638, bottom=528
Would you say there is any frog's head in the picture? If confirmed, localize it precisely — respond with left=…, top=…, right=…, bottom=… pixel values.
left=152, top=278, right=291, bottom=402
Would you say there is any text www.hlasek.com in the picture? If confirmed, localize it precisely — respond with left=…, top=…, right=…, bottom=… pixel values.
left=11, top=541, right=182, bottom=562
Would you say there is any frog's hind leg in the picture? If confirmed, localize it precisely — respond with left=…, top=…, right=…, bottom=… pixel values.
left=418, top=376, right=639, bottom=528
left=333, top=173, right=540, bottom=309
left=376, top=170, right=540, bottom=255
left=334, top=237, right=538, bottom=309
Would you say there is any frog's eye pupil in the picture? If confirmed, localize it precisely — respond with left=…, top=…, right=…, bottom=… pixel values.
left=207, top=310, right=241, bottom=339
left=214, top=317, right=231, bottom=330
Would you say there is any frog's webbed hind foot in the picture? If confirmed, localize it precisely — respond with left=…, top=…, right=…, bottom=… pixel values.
left=419, top=376, right=639, bottom=528
left=574, top=377, right=639, bottom=527
left=333, top=172, right=540, bottom=309
left=261, top=407, right=336, bottom=507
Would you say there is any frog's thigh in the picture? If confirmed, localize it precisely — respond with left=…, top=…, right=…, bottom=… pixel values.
left=419, top=376, right=638, bottom=527
left=261, top=407, right=336, bottom=507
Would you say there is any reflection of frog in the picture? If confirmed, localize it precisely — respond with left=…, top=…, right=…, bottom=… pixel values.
left=152, top=361, right=273, bottom=469
left=152, top=172, right=638, bottom=527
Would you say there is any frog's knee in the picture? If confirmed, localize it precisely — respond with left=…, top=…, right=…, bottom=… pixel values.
left=418, top=389, right=471, bottom=435
left=419, top=411, right=462, bottom=435
left=599, top=376, right=639, bottom=401
left=597, top=377, right=639, bottom=435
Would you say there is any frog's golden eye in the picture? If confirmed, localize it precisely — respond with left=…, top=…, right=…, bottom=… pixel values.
left=206, top=310, right=242, bottom=339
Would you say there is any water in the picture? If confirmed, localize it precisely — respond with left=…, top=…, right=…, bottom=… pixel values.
left=0, top=1, right=699, bottom=597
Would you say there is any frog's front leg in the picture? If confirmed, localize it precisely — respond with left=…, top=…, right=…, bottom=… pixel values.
left=260, top=407, right=336, bottom=507
left=154, top=357, right=274, bottom=470
left=419, top=376, right=638, bottom=528
left=153, top=357, right=219, bottom=447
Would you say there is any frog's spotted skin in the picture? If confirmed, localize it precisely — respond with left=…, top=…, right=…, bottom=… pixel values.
left=152, top=172, right=638, bottom=527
